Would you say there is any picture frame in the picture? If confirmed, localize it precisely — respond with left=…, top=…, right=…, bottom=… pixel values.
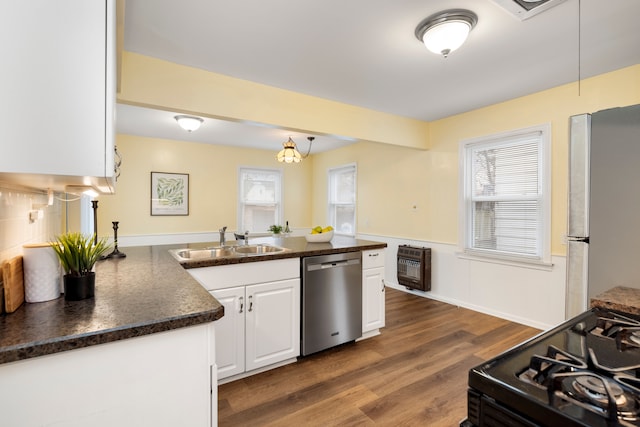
left=150, top=172, right=189, bottom=216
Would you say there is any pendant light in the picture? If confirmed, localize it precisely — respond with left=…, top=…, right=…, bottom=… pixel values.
left=415, top=9, right=477, bottom=58
left=276, top=136, right=315, bottom=163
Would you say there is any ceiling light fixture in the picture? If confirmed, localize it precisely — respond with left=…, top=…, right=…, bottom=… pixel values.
left=415, top=9, right=478, bottom=58
left=276, top=136, right=315, bottom=164
left=174, top=115, right=204, bottom=132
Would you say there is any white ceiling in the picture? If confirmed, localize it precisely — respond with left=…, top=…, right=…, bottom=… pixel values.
left=118, top=0, right=640, bottom=153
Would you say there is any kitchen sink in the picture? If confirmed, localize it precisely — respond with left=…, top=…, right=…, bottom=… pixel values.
left=170, top=244, right=288, bottom=262
left=170, top=247, right=235, bottom=261
left=232, top=244, right=288, bottom=255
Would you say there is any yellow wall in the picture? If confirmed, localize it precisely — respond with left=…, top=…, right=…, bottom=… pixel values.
left=97, top=134, right=312, bottom=237
left=117, top=52, right=431, bottom=150
left=312, top=65, right=640, bottom=255
left=109, top=51, right=639, bottom=257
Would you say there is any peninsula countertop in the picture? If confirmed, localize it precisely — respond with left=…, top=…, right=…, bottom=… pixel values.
left=0, top=235, right=386, bottom=365
left=0, top=245, right=223, bottom=365
left=174, top=234, right=387, bottom=268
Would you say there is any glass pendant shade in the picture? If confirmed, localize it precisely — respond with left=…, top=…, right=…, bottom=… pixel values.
left=276, top=138, right=302, bottom=163
left=415, top=10, right=477, bottom=58
left=174, top=115, right=203, bottom=132
left=422, top=20, right=471, bottom=57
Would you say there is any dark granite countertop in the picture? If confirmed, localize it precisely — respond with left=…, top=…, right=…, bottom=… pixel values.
left=0, top=235, right=386, bottom=365
left=0, top=245, right=223, bottom=365
left=591, top=286, right=640, bottom=316
left=175, top=235, right=387, bottom=268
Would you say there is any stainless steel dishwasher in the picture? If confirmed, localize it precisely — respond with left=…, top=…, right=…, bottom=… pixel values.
left=301, top=251, right=362, bottom=356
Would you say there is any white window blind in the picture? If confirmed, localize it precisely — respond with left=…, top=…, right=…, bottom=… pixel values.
left=238, top=168, right=282, bottom=233
left=328, top=164, right=356, bottom=236
left=461, top=125, right=550, bottom=263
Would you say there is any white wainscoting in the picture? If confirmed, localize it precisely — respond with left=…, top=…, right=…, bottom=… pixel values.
left=357, top=233, right=567, bottom=331
left=116, top=229, right=309, bottom=248
left=117, top=231, right=219, bottom=247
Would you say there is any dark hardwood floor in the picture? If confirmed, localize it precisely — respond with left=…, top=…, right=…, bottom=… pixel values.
left=218, top=287, right=541, bottom=426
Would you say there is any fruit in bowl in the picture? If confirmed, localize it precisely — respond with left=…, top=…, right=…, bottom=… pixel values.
left=305, top=226, right=334, bottom=242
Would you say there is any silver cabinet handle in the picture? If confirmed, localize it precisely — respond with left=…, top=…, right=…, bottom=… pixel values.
left=248, top=295, right=253, bottom=312
left=381, top=279, right=386, bottom=292
left=369, top=252, right=379, bottom=257
left=239, top=296, right=244, bottom=314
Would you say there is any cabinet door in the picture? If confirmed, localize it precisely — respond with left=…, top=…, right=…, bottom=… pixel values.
left=211, top=287, right=245, bottom=380
left=363, top=266, right=385, bottom=333
left=0, top=0, right=114, bottom=191
left=245, top=279, right=300, bottom=371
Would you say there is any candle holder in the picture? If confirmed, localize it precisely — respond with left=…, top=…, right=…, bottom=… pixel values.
left=102, top=221, right=126, bottom=259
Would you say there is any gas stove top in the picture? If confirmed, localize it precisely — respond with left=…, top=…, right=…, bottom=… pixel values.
left=463, top=308, right=640, bottom=426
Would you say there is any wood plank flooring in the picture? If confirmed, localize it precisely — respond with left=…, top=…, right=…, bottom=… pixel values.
left=218, top=287, right=541, bottom=426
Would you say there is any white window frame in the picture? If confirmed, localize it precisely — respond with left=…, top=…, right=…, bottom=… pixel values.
left=458, top=124, right=552, bottom=267
left=237, top=167, right=283, bottom=233
left=327, top=163, right=357, bottom=236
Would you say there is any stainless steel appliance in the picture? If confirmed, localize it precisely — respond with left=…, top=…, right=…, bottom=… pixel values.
left=566, top=104, right=640, bottom=318
left=301, top=252, right=362, bottom=356
left=461, top=307, right=640, bottom=426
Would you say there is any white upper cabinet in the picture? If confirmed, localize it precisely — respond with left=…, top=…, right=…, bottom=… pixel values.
left=0, top=0, right=116, bottom=193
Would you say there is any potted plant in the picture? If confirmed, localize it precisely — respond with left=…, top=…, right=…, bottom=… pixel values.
left=51, top=232, right=110, bottom=301
left=269, top=225, right=283, bottom=235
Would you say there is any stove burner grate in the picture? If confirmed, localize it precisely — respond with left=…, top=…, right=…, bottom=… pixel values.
left=590, top=312, right=640, bottom=351
left=516, top=343, right=640, bottom=424
left=517, top=345, right=586, bottom=388
left=552, top=372, right=640, bottom=423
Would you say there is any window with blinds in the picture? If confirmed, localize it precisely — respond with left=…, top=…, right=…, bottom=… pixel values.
left=238, top=167, right=282, bottom=233
left=460, top=125, right=551, bottom=263
left=328, top=164, right=357, bottom=236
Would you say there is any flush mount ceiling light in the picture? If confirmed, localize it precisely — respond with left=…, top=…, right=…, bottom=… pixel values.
left=276, top=136, right=315, bottom=164
left=415, top=9, right=478, bottom=58
left=174, top=115, right=204, bottom=132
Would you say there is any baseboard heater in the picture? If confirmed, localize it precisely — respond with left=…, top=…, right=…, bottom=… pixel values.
left=397, top=245, right=431, bottom=291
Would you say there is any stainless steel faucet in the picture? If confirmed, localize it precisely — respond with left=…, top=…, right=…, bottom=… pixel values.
left=244, top=230, right=249, bottom=245
left=219, top=226, right=227, bottom=245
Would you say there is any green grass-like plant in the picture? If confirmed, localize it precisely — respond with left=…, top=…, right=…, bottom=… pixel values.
left=51, top=232, right=110, bottom=277
left=269, top=225, right=283, bottom=234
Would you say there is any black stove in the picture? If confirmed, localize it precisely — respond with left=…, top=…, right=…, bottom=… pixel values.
left=462, top=308, right=640, bottom=426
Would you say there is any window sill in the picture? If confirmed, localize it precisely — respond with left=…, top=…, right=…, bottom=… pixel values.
left=455, top=250, right=554, bottom=271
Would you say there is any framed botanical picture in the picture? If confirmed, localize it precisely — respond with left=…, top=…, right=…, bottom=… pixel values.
left=151, top=172, right=189, bottom=216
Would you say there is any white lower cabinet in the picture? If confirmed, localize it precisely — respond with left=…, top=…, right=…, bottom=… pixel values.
left=362, top=249, right=386, bottom=337
left=188, top=258, right=300, bottom=382
left=212, top=279, right=300, bottom=380
left=0, top=324, right=214, bottom=426
left=212, top=286, right=245, bottom=378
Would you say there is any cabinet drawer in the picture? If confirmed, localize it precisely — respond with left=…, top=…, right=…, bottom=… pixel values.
left=362, top=249, right=385, bottom=269
left=188, top=258, right=300, bottom=291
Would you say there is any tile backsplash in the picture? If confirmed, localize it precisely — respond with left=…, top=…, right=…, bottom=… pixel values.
left=0, top=186, right=63, bottom=263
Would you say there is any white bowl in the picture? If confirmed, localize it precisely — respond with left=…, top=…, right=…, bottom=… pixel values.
left=305, top=230, right=334, bottom=242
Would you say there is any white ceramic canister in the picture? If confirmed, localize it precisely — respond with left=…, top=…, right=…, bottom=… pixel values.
left=22, top=243, right=62, bottom=302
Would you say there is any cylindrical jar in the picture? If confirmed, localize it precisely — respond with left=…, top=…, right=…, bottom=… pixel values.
left=22, top=243, right=62, bottom=303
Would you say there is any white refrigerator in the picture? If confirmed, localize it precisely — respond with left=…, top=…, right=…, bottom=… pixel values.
left=566, top=104, right=640, bottom=318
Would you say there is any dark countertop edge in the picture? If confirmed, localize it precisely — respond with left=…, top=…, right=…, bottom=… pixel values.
left=180, top=241, right=387, bottom=269
left=0, top=310, right=220, bottom=365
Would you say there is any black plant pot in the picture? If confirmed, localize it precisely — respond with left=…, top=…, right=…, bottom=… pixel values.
left=63, top=272, right=96, bottom=301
